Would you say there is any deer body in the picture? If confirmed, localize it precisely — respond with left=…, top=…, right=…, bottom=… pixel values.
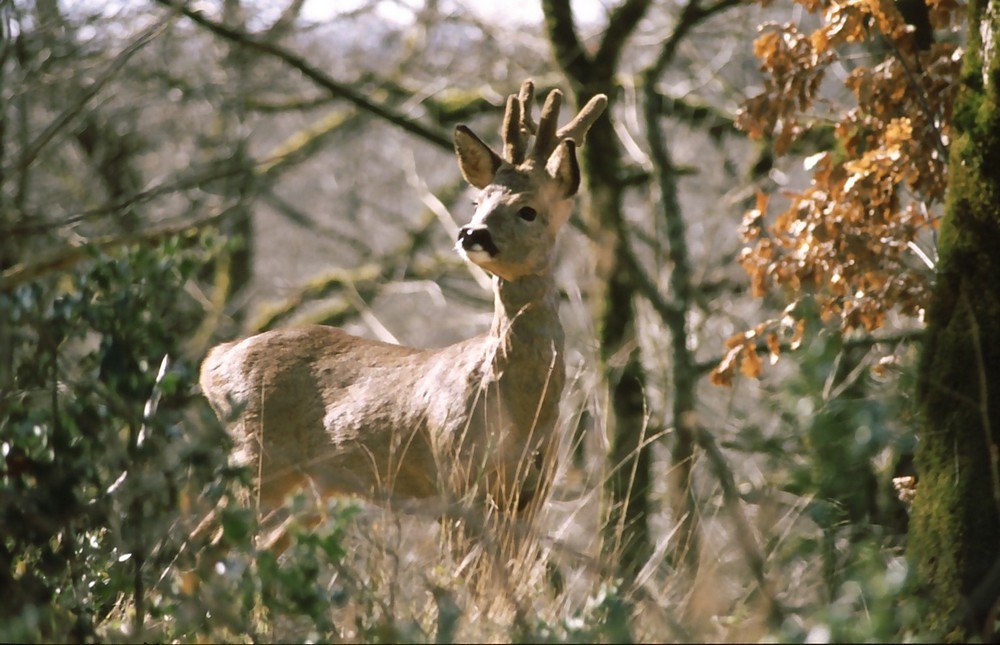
left=201, top=274, right=565, bottom=510
left=200, top=80, right=606, bottom=530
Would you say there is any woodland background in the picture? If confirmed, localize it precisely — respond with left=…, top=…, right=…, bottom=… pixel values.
left=2, top=0, right=998, bottom=641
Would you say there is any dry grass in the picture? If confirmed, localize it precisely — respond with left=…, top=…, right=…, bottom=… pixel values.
left=122, top=360, right=859, bottom=644
left=119, top=260, right=891, bottom=643
left=210, top=381, right=781, bottom=642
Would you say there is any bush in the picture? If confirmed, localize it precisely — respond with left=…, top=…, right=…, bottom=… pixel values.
left=0, top=237, right=234, bottom=641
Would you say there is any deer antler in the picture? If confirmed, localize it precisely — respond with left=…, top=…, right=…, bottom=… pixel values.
left=556, top=93, right=608, bottom=146
left=502, top=79, right=536, bottom=164
left=502, top=94, right=524, bottom=163
left=517, top=80, right=536, bottom=139
left=500, top=79, right=608, bottom=165
left=531, top=89, right=563, bottom=160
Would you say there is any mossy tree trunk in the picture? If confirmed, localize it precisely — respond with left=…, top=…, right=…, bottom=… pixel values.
left=910, top=0, right=1000, bottom=639
left=0, top=0, right=12, bottom=391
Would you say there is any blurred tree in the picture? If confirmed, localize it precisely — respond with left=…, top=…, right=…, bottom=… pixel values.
left=545, top=0, right=746, bottom=581
left=542, top=0, right=661, bottom=579
left=30, top=0, right=146, bottom=233
left=1, top=0, right=14, bottom=391
left=637, top=0, right=745, bottom=580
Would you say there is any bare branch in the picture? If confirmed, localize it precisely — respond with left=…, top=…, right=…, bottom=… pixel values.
left=8, top=18, right=170, bottom=178
left=593, top=0, right=654, bottom=77
left=243, top=94, right=334, bottom=112
left=541, top=0, right=592, bottom=83
left=2, top=164, right=243, bottom=237
left=153, top=0, right=453, bottom=151
left=695, top=425, right=783, bottom=624
left=249, top=177, right=468, bottom=332
left=694, top=329, right=926, bottom=376
left=4, top=106, right=357, bottom=239
left=646, top=0, right=743, bottom=82
left=264, top=0, right=306, bottom=40
left=653, top=92, right=740, bottom=139
left=256, top=108, right=357, bottom=179
left=0, top=209, right=232, bottom=292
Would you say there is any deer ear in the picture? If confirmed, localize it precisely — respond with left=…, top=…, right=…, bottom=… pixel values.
left=454, top=125, right=503, bottom=189
left=545, top=140, right=580, bottom=199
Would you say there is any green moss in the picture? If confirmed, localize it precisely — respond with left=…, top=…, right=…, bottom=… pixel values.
left=914, top=278, right=1000, bottom=638
left=951, top=88, right=981, bottom=134
left=911, top=1, right=1000, bottom=639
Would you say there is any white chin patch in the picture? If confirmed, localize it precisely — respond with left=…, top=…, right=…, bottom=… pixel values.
left=456, top=243, right=492, bottom=264
left=465, top=249, right=493, bottom=264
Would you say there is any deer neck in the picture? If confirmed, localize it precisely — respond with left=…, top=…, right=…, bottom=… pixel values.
left=479, top=272, right=565, bottom=443
left=489, top=273, right=563, bottom=358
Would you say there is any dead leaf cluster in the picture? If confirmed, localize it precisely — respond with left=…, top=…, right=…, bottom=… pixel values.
left=715, top=0, right=963, bottom=385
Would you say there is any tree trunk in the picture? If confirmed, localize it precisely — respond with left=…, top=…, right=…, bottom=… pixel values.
left=643, top=51, right=701, bottom=571
left=598, top=202, right=655, bottom=578
left=193, top=0, right=257, bottom=348
left=541, top=0, right=655, bottom=580
left=574, top=81, right=656, bottom=579
left=910, top=0, right=1000, bottom=638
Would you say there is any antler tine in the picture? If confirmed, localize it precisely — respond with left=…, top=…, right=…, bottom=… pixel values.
left=555, top=94, right=609, bottom=146
left=501, top=93, right=525, bottom=164
left=531, top=89, right=563, bottom=160
left=517, top=79, right=537, bottom=138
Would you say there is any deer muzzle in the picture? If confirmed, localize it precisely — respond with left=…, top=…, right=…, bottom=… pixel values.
left=457, top=226, right=499, bottom=257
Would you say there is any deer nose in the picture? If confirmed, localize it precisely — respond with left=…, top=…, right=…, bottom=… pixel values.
left=458, top=226, right=499, bottom=256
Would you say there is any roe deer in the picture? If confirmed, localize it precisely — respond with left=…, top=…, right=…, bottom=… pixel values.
left=199, top=80, right=607, bottom=547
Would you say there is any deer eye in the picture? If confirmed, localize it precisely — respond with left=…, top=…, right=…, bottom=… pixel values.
left=517, top=207, right=537, bottom=222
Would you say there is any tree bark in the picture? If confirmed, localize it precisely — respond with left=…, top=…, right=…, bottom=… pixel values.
left=641, top=5, right=706, bottom=570
left=0, top=0, right=12, bottom=392
left=910, top=0, right=1000, bottom=639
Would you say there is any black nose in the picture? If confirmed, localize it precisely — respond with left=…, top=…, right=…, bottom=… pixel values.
left=458, top=226, right=499, bottom=256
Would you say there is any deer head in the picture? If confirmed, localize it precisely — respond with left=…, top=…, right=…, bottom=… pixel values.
left=453, top=80, right=607, bottom=281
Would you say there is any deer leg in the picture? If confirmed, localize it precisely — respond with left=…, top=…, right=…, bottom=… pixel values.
left=254, top=477, right=335, bottom=554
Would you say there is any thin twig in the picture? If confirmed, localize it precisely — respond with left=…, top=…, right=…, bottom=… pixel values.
left=694, top=327, right=925, bottom=375
left=9, top=18, right=170, bottom=177
left=695, top=425, right=783, bottom=623
left=153, top=0, right=453, bottom=151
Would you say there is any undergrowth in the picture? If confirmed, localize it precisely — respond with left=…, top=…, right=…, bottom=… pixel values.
left=1, top=239, right=932, bottom=642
